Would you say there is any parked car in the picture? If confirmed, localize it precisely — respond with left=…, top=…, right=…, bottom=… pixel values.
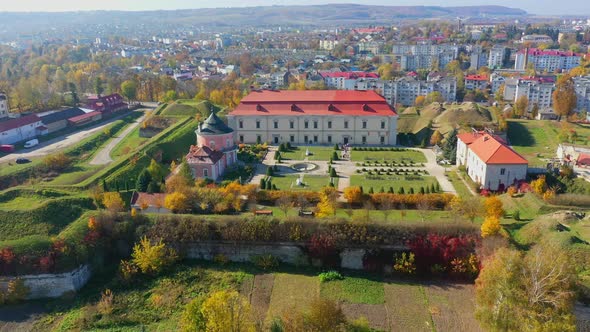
left=15, top=158, right=31, bottom=164
left=24, top=139, right=39, bottom=148
left=0, top=144, right=15, bottom=153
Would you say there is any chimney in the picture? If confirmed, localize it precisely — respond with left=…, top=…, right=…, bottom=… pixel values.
left=256, top=104, right=263, bottom=112
left=362, top=104, right=370, bottom=112
left=291, top=104, right=298, bottom=112
left=328, top=103, right=337, bottom=112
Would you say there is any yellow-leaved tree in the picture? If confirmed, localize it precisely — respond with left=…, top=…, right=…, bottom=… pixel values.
left=481, top=216, right=501, bottom=238
left=484, top=196, right=504, bottom=219
left=316, top=187, right=338, bottom=218
left=343, top=186, right=363, bottom=205
left=164, top=192, right=190, bottom=213
left=200, top=290, right=255, bottom=332
left=102, top=192, right=125, bottom=212
left=131, top=236, right=177, bottom=275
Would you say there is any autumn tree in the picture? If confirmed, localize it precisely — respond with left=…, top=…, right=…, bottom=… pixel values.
left=415, top=95, right=426, bottom=107
left=514, top=95, right=529, bottom=118
left=131, top=236, right=177, bottom=275
left=481, top=216, right=501, bottom=237
left=121, top=80, right=137, bottom=103
left=475, top=245, right=576, bottom=331
left=200, top=290, right=256, bottom=332
left=484, top=196, right=504, bottom=219
left=343, top=186, right=363, bottom=205
left=165, top=192, right=191, bottom=213
left=102, top=192, right=125, bottom=212
left=316, top=187, right=338, bottom=218
left=552, top=74, right=577, bottom=121
left=450, top=196, right=484, bottom=222
left=429, top=130, right=443, bottom=146
left=147, top=159, right=166, bottom=181
left=275, top=193, right=293, bottom=217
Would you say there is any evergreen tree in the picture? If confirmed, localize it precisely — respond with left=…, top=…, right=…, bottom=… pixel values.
left=368, top=187, right=374, bottom=194
left=398, top=187, right=405, bottom=194
left=431, top=184, right=436, bottom=193
left=266, top=180, right=273, bottom=190
left=388, top=186, right=394, bottom=193
left=102, top=179, right=108, bottom=192
left=409, top=187, right=415, bottom=194
left=334, top=144, right=339, bottom=150
left=178, top=159, right=193, bottom=182
left=266, top=167, right=273, bottom=176
left=136, top=169, right=152, bottom=192
left=260, top=178, right=266, bottom=189
left=332, top=151, right=339, bottom=161
left=380, top=186, right=385, bottom=193
left=443, top=128, right=458, bottom=164
left=125, top=180, right=129, bottom=192
left=115, top=180, right=120, bottom=192
left=420, top=186, right=425, bottom=194
left=330, top=168, right=337, bottom=177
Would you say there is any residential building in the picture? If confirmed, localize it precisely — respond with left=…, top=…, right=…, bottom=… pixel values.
left=186, top=111, right=238, bottom=180
left=130, top=192, right=170, bottom=214
left=520, top=34, right=554, bottom=44
left=0, top=93, right=8, bottom=119
left=86, top=94, right=128, bottom=114
left=573, top=75, right=590, bottom=112
left=464, top=75, right=489, bottom=91
left=488, top=46, right=508, bottom=69
left=387, top=43, right=459, bottom=71
left=470, top=47, right=487, bottom=70
left=502, top=76, right=555, bottom=111
left=514, top=48, right=582, bottom=72
left=0, top=114, right=47, bottom=145
left=227, top=90, right=398, bottom=146
left=391, top=74, right=457, bottom=106
left=320, top=71, right=379, bottom=90
left=457, top=132, right=528, bottom=191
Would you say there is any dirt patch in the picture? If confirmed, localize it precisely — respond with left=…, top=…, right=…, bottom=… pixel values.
left=267, top=274, right=319, bottom=321
left=250, top=274, right=274, bottom=323
left=384, top=282, right=432, bottom=332
left=341, top=303, right=388, bottom=331
left=424, top=283, right=483, bottom=332
left=576, top=303, right=590, bottom=332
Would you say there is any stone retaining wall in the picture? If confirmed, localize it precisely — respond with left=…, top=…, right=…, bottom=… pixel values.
left=0, top=265, right=91, bottom=299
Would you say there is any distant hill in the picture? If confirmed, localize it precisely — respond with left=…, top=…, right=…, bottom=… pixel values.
left=0, top=4, right=527, bottom=35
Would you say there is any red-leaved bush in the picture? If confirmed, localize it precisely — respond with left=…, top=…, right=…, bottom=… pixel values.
left=408, top=234, right=479, bottom=276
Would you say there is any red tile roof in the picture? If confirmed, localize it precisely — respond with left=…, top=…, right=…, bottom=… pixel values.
left=468, top=134, right=527, bottom=165
left=130, top=192, right=167, bottom=207
left=465, top=75, right=489, bottom=81
left=319, top=71, right=379, bottom=79
left=458, top=132, right=506, bottom=145
left=231, top=90, right=396, bottom=117
left=0, top=114, right=41, bottom=132
left=186, top=145, right=224, bottom=164
left=68, top=111, right=101, bottom=123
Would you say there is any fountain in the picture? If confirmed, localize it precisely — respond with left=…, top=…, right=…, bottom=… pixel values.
left=291, top=162, right=319, bottom=172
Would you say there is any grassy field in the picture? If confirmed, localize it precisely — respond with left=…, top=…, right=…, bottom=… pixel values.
left=350, top=174, right=439, bottom=193
left=21, top=260, right=482, bottom=332
left=351, top=149, right=427, bottom=163
left=110, top=126, right=149, bottom=158
left=499, top=193, right=546, bottom=221
left=508, top=119, right=590, bottom=167
left=269, top=174, right=337, bottom=191
left=280, top=146, right=336, bottom=161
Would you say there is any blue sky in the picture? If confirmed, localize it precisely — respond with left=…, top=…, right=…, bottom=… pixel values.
left=0, top=0, right=586, bottom=15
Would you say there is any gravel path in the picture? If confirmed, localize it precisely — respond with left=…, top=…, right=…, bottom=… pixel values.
left=89, top=113, right=145, bottom=165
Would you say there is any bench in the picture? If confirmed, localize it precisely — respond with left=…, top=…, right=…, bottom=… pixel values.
left=298, top=210, right=314, bottom=217
left=254, top=210, right=273, bottom=216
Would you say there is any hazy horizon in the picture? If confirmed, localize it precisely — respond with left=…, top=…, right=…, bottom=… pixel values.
left=0, top=0, right=588, bottom=16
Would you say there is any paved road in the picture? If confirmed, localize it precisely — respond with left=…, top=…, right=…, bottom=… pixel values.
left=410, top=148, right=457, bottom=194
left=0, top=108, right=152, bottom=165
left=89, top=113, right=146, bottom=165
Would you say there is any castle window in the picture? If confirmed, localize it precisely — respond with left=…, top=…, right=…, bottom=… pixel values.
left=203, top=169, right=208, bottom=177
left=256, top=120, right=260, bottom=129
left=239, top=120, right=243, bottom=129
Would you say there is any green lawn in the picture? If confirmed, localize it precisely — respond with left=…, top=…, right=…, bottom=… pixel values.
left=350, top=174, right=439, bottom=193
left=110, top=126, right=149, bottom=158
left=267, top=273, right=319, bottom=320
left=280, top=146, right=336, bottom=161
left=447, top=171, right=474, bottom=198
left=351, top=149, right=427, bottom=163
left=499, top=193, right=545, bottom=221
left=269, top=174, right=337, bottom=191
left=321, top=276, right=385, bottom=304
left=508, top=119, right=590, bottom=167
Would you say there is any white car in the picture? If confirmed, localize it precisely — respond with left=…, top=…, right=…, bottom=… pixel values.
left=24, top=139, right=39, bottom=148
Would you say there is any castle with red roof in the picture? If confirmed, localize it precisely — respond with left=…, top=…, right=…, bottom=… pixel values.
left=227, top=90, right=398, bottom=146
left=186, top=111, right=238, bottom=180
left=457, top=132, right=528, bottom=191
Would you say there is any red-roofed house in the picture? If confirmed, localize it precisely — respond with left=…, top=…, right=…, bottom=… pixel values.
left=457, top=133, right=528, bottom=191
left=86, top=93, right=128, bottom=114
left=130, top=192, right=170, bottom=213
left=464, top=75, right=489, bottom=91
left=227, top=90, right=398, bottom=146
left=0, top=114, right=46, bottom=144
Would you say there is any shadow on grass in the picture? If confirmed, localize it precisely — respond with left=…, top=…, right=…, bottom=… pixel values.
left=507, top=121, right=536, bottom=147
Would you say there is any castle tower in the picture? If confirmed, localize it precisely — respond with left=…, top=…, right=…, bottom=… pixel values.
left=0, top=93, right=8, bottom=119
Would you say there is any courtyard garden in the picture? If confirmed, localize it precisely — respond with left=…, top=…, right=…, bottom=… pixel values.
left=350, top=174, right=440, bottom=194
left=351, top=147, right=427, bottom=163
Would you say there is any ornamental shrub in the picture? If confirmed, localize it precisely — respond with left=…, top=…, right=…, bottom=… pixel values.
left=318, top=271, right=344, bottom=283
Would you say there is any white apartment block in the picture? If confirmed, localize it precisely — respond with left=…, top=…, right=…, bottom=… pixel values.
left=515, top=48, right=582, bottom=72
left=488, top=46, right=507, bottom=69
left=391, top=75, right=457, bottom=106
left=573, top=75, right=590, bottom=112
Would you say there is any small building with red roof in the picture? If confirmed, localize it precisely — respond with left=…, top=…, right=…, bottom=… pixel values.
left=227, top=90, right=397, bottom=146
left=457, top=132, right=528, bottom=191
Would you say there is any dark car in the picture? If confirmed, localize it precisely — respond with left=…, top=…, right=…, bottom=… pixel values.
left=15, top=158, right=31, bottom=164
